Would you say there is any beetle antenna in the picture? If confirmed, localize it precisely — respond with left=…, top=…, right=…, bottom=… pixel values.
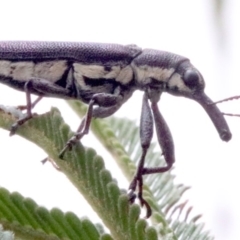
left=210, top=95, right=240, bottom=117
left=211, top=95, right=240, bottom=105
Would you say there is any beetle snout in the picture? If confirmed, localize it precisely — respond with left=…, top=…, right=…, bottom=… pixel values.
left=193, top=91, right=232, bottom=142
left=219, top=128, right=232, bottom=142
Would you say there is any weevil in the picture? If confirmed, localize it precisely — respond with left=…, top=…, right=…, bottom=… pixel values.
left=0, top=41, right=232, bottom=217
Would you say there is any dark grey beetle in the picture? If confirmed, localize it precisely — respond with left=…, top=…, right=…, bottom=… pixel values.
left=0, top=41, right=232, bottom=217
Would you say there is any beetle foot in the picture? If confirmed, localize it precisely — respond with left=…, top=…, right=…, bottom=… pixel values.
left=138, top=194, right=152, bottom=218
left=128, top=176, right=137, bottom=202
left=128, top=188, right=152, bottom=218
left=128, top=190, right=137, bottom=204
left=59, top=132, right=84, bottom=158
left=10, top=117, right=29, bottom=136
left=9, top=113, right=36, bottom=136
left=41, top=157, right=61, bottom=171
left=128, top=176, right=152, bottom=218
left=10, top=122, right=19, bottom=136
left=59, top=141, right=73, bottom=158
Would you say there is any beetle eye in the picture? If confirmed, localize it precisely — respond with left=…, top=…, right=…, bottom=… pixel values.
left=183, top=69, right=199, bottom=88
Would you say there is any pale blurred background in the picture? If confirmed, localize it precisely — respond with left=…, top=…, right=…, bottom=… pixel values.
left=0, top=0, right=239, bottom=239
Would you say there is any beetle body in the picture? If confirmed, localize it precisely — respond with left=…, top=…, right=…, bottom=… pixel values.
left=0, top=42, right=139, bottom=102
left=0, top=41, right=232, bottom=217
left=0, top=42, right=198, bottom=102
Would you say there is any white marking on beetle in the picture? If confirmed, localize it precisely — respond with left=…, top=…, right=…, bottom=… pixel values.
left=0, top=60, right=68, bottom=82
left=104, top=66, right=120, bottom=79
left=73, top=70, right=86, bottom=88
left=9, top=61, right=34, bottom=81
left=73, top=63, right=133, bottom=85
left=74, top=63, right=120, bottom=79
left=116, top=65, right=133, bottom=84
left=34, top=60, right=68, bottom=82
left=168, top=73, right=192, bottom=93
left=133, top=64, right=175, bottom=83
left=74, top=64, right=106, bottom=79
left=0, top=60, right=11, bottom=76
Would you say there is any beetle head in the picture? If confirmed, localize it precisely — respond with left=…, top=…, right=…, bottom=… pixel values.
left=166, top=60, right=205, bottom=97
left=166, top=60, right=232, bottom=142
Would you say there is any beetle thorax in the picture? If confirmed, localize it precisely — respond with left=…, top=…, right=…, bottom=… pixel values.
left=131, top=49, right=188, bottom=89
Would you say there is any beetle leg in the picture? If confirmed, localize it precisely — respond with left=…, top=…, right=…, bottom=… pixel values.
left=10, top=78, right=71, bottom=135
left=17, top=96, right=43, bottom=111
left=59, top=92, right=123, bottom=158
left=72, top=101, right=125, bottom=139
left=128, top=92, right=153, bottom=218
left=10, top=80, right=41, bottom=135
left=59, top=99, right=124, bottom=157
left=142, top=97, right=175, bottom=175
left=128, top=90, right=175, bottom=218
